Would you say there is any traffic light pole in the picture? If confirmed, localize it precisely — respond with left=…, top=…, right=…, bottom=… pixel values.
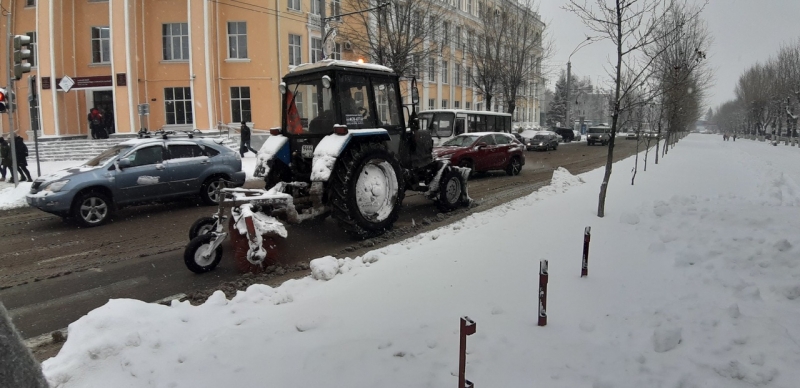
left=5, top=10, right=19, bottom=187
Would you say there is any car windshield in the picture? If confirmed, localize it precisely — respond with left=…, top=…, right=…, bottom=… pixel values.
left=418, top=112, right=456, bottom=138
left=588, top=128, right=608, bottom=134
left=520, top=130, right=539, bottom=138
left=533, top=135, right=547, bottom=140
left=84, top=145, right=130, bottom=167
left=441, top=135, right=479, bottom=147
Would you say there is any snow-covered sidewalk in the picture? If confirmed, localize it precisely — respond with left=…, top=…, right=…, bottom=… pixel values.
left=41, top=136, right=800, bottom=387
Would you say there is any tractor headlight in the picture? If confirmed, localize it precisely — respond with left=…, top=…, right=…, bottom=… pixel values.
left=43, top=180, right=69, bottom=192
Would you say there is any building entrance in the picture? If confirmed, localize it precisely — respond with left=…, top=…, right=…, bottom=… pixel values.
left=90, top=90, right=115, bottom=135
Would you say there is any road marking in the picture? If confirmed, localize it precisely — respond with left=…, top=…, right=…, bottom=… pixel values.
left=37, top=250, right=101, bottom=265
left=9, top=276, right=149, bottom=319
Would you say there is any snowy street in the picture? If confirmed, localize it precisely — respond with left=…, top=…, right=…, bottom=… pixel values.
left=40, top=135, right=800, bottom=387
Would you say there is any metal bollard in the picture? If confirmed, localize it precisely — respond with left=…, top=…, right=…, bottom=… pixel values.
left=538, top=260, right=548, bottom=326
left=458, top=316, right=476, bottom=388
left=582, top=226, right=591, bottom=277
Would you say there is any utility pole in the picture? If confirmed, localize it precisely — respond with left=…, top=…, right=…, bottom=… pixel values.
left=565, top=61, right=571, bottom=129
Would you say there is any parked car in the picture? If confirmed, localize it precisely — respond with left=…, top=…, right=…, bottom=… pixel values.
left=523, top=131, right=560, bottom=151
left=626, top=131, right=639, bottom=140
left=573, top=130, right=582, bottom=141
left=433, top=132, right=526, bottom=177
left=586, top=126, right=611, bottom=146
left=551, top=127, right=575, bottom=142
left=26, top=136, right=246, bottom=227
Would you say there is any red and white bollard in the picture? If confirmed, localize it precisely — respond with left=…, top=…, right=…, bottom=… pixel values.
left=581, top=226, right=591, bottom=277
left=458, top=316, right=476, bottom=388
left=538, top=260, right=548, bottom=327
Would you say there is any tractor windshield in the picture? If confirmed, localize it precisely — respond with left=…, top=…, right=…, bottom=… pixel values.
left=284, top=79, right=334, bottom=135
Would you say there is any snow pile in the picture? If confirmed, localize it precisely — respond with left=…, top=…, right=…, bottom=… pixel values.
left=42, top=136, right=800, bottom=387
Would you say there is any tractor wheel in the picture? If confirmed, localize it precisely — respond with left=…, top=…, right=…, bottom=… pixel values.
left=435, top=166, right=467, bottom=212
left=329, top=142, right=405, bottom=239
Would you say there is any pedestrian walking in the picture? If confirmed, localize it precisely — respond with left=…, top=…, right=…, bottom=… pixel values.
left=88, top=108, right=106, bottom=139
left=0, top=137, right=10, bottom=181
left=733, top=133, right=737, bottom=141
left=239, top=121, right=257, bottom=157
left=14, top=135, right=32, bottom=182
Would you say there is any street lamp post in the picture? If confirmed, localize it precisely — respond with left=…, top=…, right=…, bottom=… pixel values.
left=565, top=37, right=593, bottom=130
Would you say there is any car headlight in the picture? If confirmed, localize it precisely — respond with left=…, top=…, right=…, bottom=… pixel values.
left=539, top=142, right=544, bottom=146
left=43, top=180, right=70, bottom=192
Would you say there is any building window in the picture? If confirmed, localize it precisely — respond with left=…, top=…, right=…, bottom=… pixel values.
left=231, top=87, right=251, bottom=123
left=91, top=26, right=111, bottom=64
left=288, top=0, right=300, bottom=11
left=332, top=43, right=342, bottom=60
left=428, top=99, right=435, bottom=110
left=427, top=58, right=435, bottom=82
left=289, top=34, right=302, bottom=66
left=442, top=99, right=448, bottom=109
left=227, top=22, right=248, bottom=59
left=465, top=102, right=471, bottom=109
left=454, top=101, right=460, bottom=109
left=455, top=26, right=461, bottom=47
left=310, top=0, right=320, bottom=15
left=26, top=0, right=35, bottom=7
left=331, top=0, right=341, bottom=20
left=454, top=64, right=461, bottom=85
left=311, top=37, right=323, bottom=63
left=26, top=32, right=37, bottom=67
left=164, top=87, right=193, bottom=125
left=442, top=60, right=448, bottom=84
left=162, top=23, right=189, bottom=61
left=467, top=0, right=472, bottom=14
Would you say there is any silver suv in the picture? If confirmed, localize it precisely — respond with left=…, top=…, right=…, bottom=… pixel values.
left=26, top=137, right=246, bottom=227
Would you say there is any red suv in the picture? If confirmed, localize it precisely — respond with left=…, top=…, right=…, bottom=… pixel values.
left=433, top=133, right=525, bottom=177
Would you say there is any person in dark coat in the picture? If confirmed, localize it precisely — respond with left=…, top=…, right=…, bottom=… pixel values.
left=0, top=137, right=10, bottom=181
left=104, top=108, right=115, bottom=135
left=239, top=121, right=257, bottom=157
left=88, top=108, right=105, bottom=139
left=14, top=135, right=32, bottom=182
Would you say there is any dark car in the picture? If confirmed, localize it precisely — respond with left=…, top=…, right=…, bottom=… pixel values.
left=521, top=130, right=560, bottom=151
left=26, top=136, right=246, bottom=227
left=433, top=132, right=525, bottom=177
left=551, top=127, right=575, bottom=142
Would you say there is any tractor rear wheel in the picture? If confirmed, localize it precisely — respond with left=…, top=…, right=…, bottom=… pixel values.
left=329, top=142, right=405, bottom=239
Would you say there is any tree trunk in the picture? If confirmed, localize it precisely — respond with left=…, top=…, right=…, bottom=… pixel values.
left=631, top=137, right=640, bottom=185
left=485, top=94, right=493, bottom=111
left=597, top=0, right=623, bottom=218
left=655, top=121, right=661, bottom=165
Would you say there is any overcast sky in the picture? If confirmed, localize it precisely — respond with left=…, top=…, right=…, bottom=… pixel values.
left=538, top=0, right=800, bottom=111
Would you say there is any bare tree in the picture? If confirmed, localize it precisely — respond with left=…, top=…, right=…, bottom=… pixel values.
left=467, top=2, right=504, bottom=110
left=565, top=0, right=701, bottom=217
left=497, top=0, right=549, bottom=115
left=339, top=0, right=446, bottom=77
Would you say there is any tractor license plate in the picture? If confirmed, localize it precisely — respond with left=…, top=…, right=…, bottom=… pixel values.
left=301, top=144, right=314, bottom=158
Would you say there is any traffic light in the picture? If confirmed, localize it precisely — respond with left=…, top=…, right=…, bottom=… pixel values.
left=0, top=88, right=7, bottom=113
left=13, top=35, right=33, bottom=80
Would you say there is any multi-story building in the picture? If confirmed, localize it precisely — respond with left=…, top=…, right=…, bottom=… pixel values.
left=0, top=0, right=542, bottom=141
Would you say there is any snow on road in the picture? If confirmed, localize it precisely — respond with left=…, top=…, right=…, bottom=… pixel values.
left=41, top=135, right=800, bottom=387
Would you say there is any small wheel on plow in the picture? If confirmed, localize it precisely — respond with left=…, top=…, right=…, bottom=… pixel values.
left=184, top=234, right=223, bottom=274
left=189, top=217, right=217, bottom=240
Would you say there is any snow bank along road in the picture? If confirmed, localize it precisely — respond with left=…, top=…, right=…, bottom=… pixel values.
left=0, top=140, right=639, bottom=340
left=41, top=134, right=800, bottom=387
